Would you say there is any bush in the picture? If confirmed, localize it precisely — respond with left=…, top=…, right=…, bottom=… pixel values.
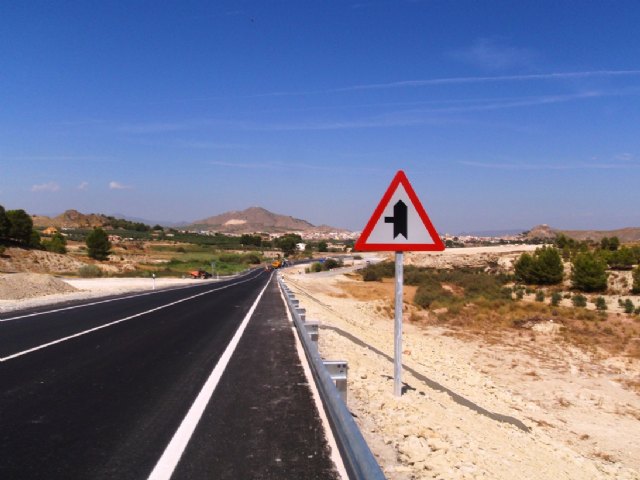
left=43, top=233, right=67, bottom=254
left=535, top=290, right=545, bottom=302
left=414, top=278, right=452, bottom=308
left=572, top=294, right=587, bottom=308
left=551, top=291, right=562, bottom=306
left=514, top=246, right=564, bottom=285
left=310, top=262, right=323, bottom=273
left=515, top=289, right=524, bottom=300
left=624, top=299, right=635, bottom=314
left=323, top=258, right=341, bottom=270
left=594, top=296, right=607, bottom=311
left=632, top=265, right=640, bottom=294
left=571, top=252, right=608, bottom=292
left=78, top=264, right=103, bottom=278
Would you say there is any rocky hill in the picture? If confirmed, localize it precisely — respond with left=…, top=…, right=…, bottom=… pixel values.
left=189, top=207, right=348, bottom=234
left=525, top=224, right=640, bottom=243
left=32, top=210, right=110, bottom=229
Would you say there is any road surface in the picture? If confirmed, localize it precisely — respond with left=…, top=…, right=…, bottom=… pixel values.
left=0, top=270, right=342, bottom=479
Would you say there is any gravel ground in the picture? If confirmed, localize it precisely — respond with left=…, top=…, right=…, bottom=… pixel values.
left=282, top=268, right=640, bottom=480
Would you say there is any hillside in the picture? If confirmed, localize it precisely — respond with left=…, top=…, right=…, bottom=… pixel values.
left=526, top=224, right=640, bottom=243
left=189, top=206, right=348, bottom=234
left=32, top=210, right=110, bottom=229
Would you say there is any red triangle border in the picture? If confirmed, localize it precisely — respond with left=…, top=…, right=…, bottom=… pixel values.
left=354, top=170, right=445, bottom=252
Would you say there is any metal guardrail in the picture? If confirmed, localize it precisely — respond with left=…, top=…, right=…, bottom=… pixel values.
left=277, top=274, right=386, bottom=480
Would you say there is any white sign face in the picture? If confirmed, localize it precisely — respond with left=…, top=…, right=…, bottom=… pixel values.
left=355, top=170, right=445, bottom=252
left=366, top=183, right=437, bottom=245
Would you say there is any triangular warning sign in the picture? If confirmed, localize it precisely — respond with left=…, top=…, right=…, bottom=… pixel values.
left=355, top=170, right=445, bottom=252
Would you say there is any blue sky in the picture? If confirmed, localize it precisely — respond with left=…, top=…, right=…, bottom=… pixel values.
left=1, top=1, right=639, bottom=233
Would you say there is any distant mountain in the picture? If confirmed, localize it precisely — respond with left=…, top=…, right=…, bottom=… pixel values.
left=189, top=207, right=348, bottom=234
left=32, top=210, right=110, bottom=228
left=525, top=224, right=640, bottom=243
left=458, top=228, right=526, bottom=237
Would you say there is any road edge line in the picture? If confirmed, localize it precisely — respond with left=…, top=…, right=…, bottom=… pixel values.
left=277, top=281, right=349, bottom=480
left=147, top=272, right=273, bottom=480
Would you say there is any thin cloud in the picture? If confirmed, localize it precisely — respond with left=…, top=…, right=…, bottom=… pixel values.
left=77, top=181, right=89, bottom=191
left=109, top=181, right=132, bottom=190
left=459, top=160, right=640, bottom=170
left=31, top=182, right=60, bottom=192
left=450, top=38, right=538, bottom=70
left=335, top=70, right=640, bottom=92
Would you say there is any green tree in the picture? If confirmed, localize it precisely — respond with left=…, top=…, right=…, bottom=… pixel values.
left=514, top=246, right=564, bottom=285
left=44, top=233, right=67, bottom=254
left=29, top=230, right=42, bottom=249
left=0, top=205, right=10, bottom=240
left=6, top=209, right=33, bottom=244
left=571, top=252, right=608, bottom=292
left=275, top=234, right=302, bottom=256
left=86, top=228, right=112, bottom=261
left=318, top=240, right=328, bottom=252
left=624, top=299, right=635, bottom=314
left=572, top=294, right=587, bottom=307
left=550, top=291, right=562, bottom=306
left=632, top=265, right=640, bottom=294
left=607, top=247, right=635, bottom=270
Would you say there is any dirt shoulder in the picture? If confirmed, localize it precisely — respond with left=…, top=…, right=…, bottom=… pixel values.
left=0, top=274, right=215, bottom=314
left=282, top=269, right=640, bottom=480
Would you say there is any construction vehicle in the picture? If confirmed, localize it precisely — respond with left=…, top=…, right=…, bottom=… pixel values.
left=271, top=259, right=282, bottom=269
left=189, top=269, right=212, bottom=279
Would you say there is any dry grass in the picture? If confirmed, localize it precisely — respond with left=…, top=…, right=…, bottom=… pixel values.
left=335, top=278, right=417, bottom=303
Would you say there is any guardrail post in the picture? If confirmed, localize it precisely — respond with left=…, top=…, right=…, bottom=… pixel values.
left=323, top=360, right=348, bottom=403
left=296, top=308, right=306, bottom=321
left=305, top=320, right=319, bottom=345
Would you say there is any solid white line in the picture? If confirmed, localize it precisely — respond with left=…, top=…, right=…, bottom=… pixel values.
left=147, top=272, right=273, bottom=480
left=0, top=269, right=259, bottom=323
left=278, top=283, right=349, bottom=480
left=0, top=272, right=265, bottom=363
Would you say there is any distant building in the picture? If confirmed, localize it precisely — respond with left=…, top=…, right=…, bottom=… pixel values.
left=42, top=226, right=59, bottom=236
left=296, top=242, right=306, bottom=251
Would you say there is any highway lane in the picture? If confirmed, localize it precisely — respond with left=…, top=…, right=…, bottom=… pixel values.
left=0, top=270, right=342, bottom=479
left=0, top=270, right=262, bottom=359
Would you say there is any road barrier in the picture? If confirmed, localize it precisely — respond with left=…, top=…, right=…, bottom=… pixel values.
left=277, top=274, right=386, bottom=480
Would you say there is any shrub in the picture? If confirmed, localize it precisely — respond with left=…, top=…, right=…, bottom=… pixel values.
left=514, top=246, right=564, bottom=285
left=624, top=299, right=635, bottom=314
left=571, top=252, right=608, bottom=292
left=414, top=278, right=452, bottom=308
left=551, top=291, right=562, bottom=306
left=535, top=290, right=545, bottom=302
left=632, top=265, right=640, bottom=294
left=44, top=233, right=67, bottom=254
left=515, top=289, right=524, bottom=300
left=78, top=264, right=103, bottom=278
left=594, top=296, right=607, bottom=311
left=572, top=294, right=587, bottom=308
left=607, top=247, right=635, bottom=270
left=0, top=245, right=5, bottom=255
left=311, top=262, right=323, bottom=273
left=323, top=258, right=341, bottom=270
left=362, top=269, right=379, bottom=281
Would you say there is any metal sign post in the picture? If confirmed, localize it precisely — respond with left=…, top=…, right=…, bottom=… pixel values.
left=394, top=251, right=404, bottom=396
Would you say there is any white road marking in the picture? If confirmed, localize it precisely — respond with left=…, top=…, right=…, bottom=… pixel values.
left=147, top=273, right=273, bottom=480
left=0, top=272, right=265, bottom=363
left=0, top=269, right=258, bottom=323
left=278, top=284, right=349, bottom=480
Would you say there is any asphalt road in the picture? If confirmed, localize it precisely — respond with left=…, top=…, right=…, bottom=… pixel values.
left=0, top=270, right=341, bottom=479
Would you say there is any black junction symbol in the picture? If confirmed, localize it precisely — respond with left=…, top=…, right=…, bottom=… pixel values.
left=385, top=200, right=408, bottom=239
